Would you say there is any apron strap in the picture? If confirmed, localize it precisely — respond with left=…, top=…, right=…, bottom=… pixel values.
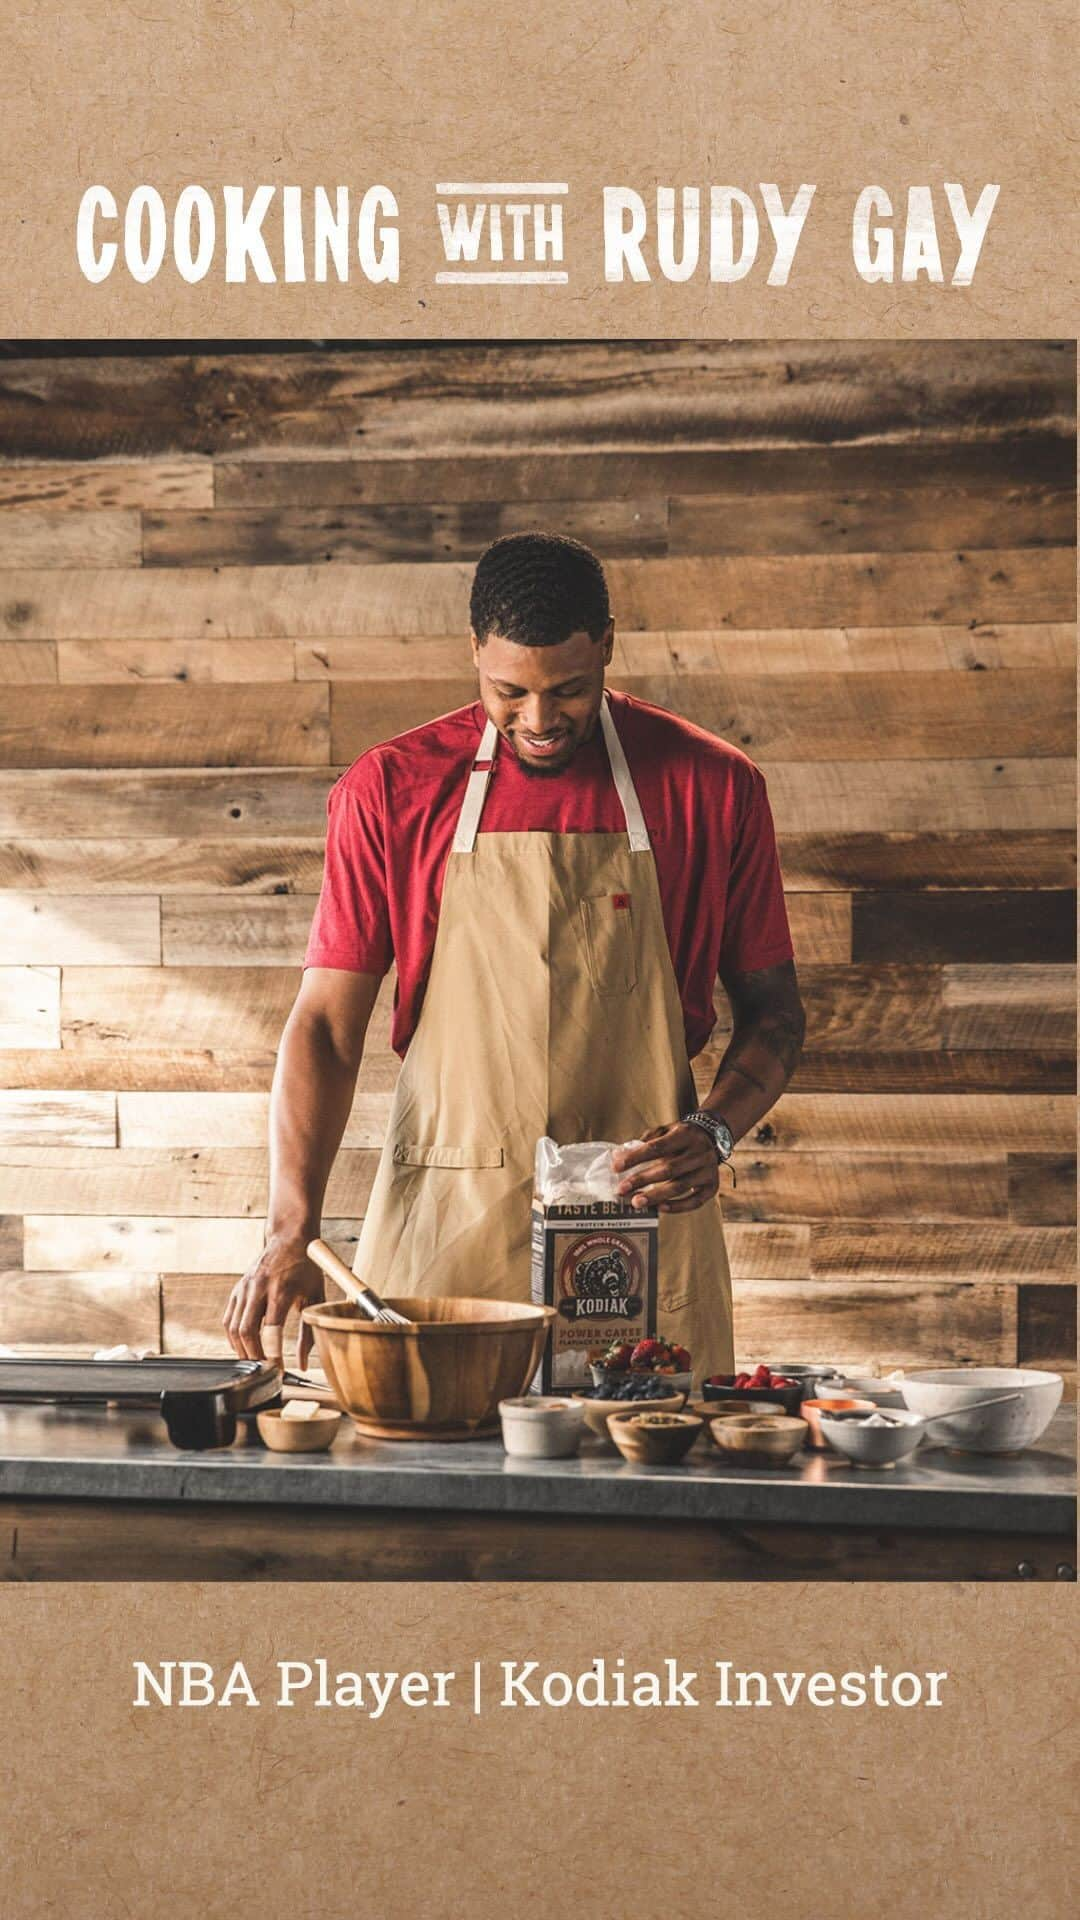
left=599, top=694, right=651, bottom=853
left=452, top=717, right=499, bottom=853
left=452, top=697, right=651, bottom=854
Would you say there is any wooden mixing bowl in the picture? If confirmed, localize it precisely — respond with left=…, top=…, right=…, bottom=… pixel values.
left=301, top=1297, right=555, bottom=1441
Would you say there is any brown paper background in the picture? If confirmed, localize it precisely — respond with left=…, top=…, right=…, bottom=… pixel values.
left=0, top=0, right=1076, bottom=337
left=0, top=2, right=1076, bottom=1912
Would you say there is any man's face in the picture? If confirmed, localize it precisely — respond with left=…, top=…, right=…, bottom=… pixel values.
left=471, top=625, right=613, bottom=776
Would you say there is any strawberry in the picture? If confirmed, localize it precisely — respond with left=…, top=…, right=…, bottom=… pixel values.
left=670, top=1344, right=691, bottom=1371
left=630, top=1338, right=664, bottom=1369
left=603, top=1342, right=635, bottom=1371
left=749, top=1363, right=771, bottom=1387
left=734, top=1372, right=751, bottom=1388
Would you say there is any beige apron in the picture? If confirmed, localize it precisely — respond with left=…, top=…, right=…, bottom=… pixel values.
left=353, top=694, right=735, bottom=1377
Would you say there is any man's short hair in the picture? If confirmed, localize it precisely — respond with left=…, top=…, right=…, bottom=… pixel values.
left=470, top=532, right=611, bottom=647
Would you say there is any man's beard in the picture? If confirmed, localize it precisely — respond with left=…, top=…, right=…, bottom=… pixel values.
left=512, top=743, right=576, bottom=778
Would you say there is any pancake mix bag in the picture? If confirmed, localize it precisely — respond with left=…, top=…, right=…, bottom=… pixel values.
left=531, top=1137, right=659, bottom=1391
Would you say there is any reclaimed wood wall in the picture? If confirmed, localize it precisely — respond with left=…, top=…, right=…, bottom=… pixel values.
left=0, top=341, right=1075, bottom=1385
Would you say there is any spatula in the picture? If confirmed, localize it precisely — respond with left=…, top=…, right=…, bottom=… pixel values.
left=306, top=1238, right=412, bottom=1326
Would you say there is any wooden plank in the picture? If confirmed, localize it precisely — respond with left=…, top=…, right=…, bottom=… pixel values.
left=0, top=1216, right=23, bottom=1264
left=142, top=499, right=670, bottom=566
left=724, top=1224, right=812, bottom=1281
left=0, top=1147, right=377, bottom=1216
left=215, top=434, right=1079, bottom=507
left=765, top=760, right=1075, bottom=832
left=720, top=1152, right=1009, bottom=1223
left=56, top=638, right=295, bottom=684
left=0, top=894, right=160, bottom=964
left=778, top=831, right=1076, bottom=891
left=2, top=341, right=1069, bottom=458
left=298, top=622, right=1077, bottom=680
left=0, top=642, right=56, bottom=683
left=0, top=1093, right=116, bottom=1148
left=117, top=1090, right=388, bottom=1149
left=161, top=1274, right=249, bottom=1358
left=0, top=968, right=59, bottom=1049
left=713, top=965, right=945, bottom=1054
left=810, top=1223, right=1076, bottom=1280
left=753, top=1093, right=1076, bottom=1153
left=0, top=511, right=141, bottom=569
left=0, top=460, right=213, bottom=510
left=0, top=1270, right=160, bottom=1350
left=1007, top=1155, right=1077, bottom=1226
left=942, top=965, right=1076, bottom=1049
left=60, top=967, right=303, bottom=1051
left=734, top=1279, right=1017, bottom=1369
left=161, top=896, right=317, bottom=966
left=852, top=891, right=1077, bottom=964
left=0, top=1051, right=281, bottom=1091
left=781, top=895, right=850, bottom=964
left=0, top=839, right=326, bottom=894
left=23, top=1215, right=264, bottom=1273
left=0, top=769, right=336, bottom=838
left=767, top=1052, right=1076, bottom=1094
left=0, top=686, right=330, bottom=769
left=333, top=667, right=1075, bottom=763
left=1017, top=1284, right=1077, bottom=1370
left=0, top=759, right=1068, bottom=840
left=669, top=486, right=1077, bottom=555
left=6, top=1499, right=1068, bottom=1582
left=3, top=549, right=1072, bottom=641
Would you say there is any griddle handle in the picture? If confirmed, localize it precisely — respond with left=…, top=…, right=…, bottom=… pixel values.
left=161, top=1387, right=238, bottom=1450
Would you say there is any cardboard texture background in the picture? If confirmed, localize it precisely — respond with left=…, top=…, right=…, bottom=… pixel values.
left=0, top=2, right=1076, bottom=1913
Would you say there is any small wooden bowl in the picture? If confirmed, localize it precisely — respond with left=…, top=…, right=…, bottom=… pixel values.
left=256, top=1407, right=342, bottom=1453
left=573, top=1391, right=686, bottom=1443
left=708, top=1414, right=808, bottom=1467
left=689, top=1398, right=778, bottom=1438
left=607, top=1410, right=703, bottom=1465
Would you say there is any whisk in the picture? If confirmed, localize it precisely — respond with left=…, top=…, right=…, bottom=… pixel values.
left=306, top=1239, right=412, bottom=1326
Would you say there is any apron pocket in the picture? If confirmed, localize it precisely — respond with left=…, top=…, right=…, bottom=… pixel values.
left=392, top=1144, right=505, bottom=1169
left=580, top=892, right=637, bottom=995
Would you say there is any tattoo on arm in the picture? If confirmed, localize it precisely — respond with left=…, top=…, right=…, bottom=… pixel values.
left=717, top=959, right=807, bottom=1084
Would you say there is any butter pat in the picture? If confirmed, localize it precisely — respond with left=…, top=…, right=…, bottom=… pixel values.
left=282, top=1398, right=323, bottom=1421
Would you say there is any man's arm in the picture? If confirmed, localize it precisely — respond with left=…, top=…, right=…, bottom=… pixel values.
left=613, top=959, right=806, bottom=1213
left=223, top=967, right=382, bottom=1362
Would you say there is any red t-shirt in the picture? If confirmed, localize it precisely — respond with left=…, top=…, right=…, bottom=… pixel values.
left=304, top=690, right=794, bottom=1059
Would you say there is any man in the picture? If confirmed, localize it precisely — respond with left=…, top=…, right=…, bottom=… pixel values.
left=224, top=532, right=805, bottom=1372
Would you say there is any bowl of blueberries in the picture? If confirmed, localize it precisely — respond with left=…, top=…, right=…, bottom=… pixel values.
left=574, top=1338, right=691, bottom=1442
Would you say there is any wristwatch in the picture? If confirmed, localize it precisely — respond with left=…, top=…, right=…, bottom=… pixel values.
left=681, top=1109, right=735, bottom=1162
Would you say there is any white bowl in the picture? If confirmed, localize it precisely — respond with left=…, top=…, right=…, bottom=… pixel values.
left=900, top=1369, right=1063, bottom=1454
left=817, top=1408, right=925, bottom=1468
left=498, top=1395, right=586, bottom=1459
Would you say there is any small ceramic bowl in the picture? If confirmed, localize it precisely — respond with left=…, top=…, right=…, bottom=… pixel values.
left=800, top=1397, right=877, bottom=1450
left=573, top=1391, right=686, bottom=1443
left=817, top=1408, right=925, bottom=1468
left=498, top=1396, right=586, bottom=1459
left=606, top=1410, right=703, bottom=1466
left=708, top=1414, right=808, bottom=1467
left=256, top=1407, right=341, bottom=1453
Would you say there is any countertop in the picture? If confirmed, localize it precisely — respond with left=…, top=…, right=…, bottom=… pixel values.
left=0, top=1402, right=1074, bottom=1535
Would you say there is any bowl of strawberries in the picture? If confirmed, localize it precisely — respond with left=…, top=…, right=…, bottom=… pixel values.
left=700, top=1363, right=804, bottom=1415
left=589, top=1336, right=693, bottom=1399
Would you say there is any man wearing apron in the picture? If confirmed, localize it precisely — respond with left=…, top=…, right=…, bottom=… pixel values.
left=225, top=533, right=806, bottom=1376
